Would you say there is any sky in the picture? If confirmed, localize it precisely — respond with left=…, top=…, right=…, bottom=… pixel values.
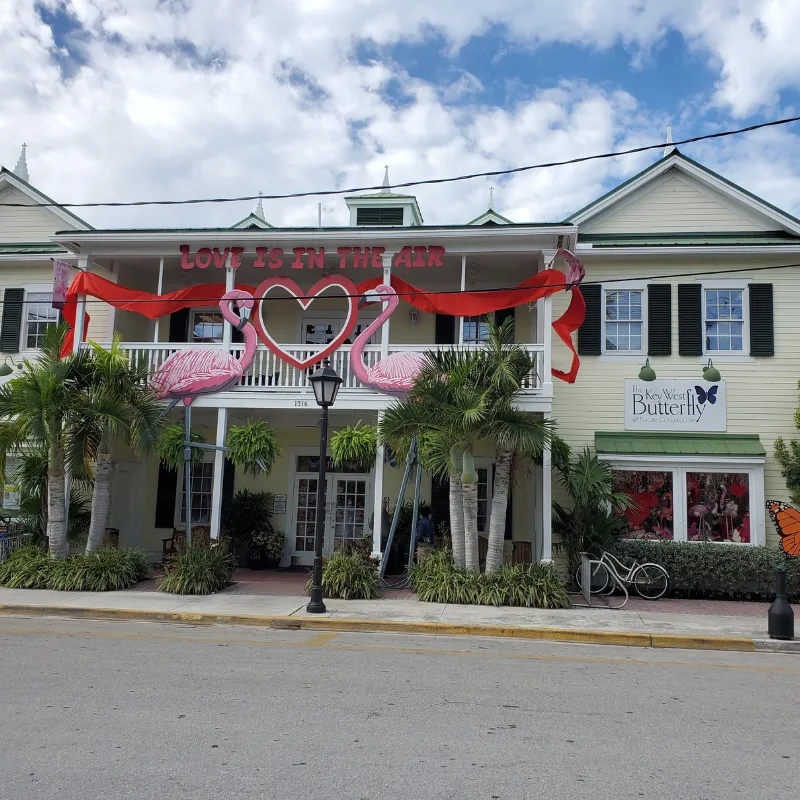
left=2, top=0, right=800, bottom=230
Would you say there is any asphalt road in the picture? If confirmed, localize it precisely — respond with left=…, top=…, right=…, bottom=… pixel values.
left=0, top=617, right=798, bottom=800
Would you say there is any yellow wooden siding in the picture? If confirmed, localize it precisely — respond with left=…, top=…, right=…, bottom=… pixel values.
left=0, top=185, right=79, bottom=242
left=583, top=173, right=769, bottom=234
left=552, top=255, right=799, bottom=547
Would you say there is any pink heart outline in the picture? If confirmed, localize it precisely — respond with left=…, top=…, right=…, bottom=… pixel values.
left=252, top=276, right=361, bottom=370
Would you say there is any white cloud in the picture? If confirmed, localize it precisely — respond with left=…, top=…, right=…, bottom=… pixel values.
left=1, top=0, right=800, bottom=231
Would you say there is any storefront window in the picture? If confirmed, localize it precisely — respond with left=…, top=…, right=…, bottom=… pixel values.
left=686, top=472, right=750, bottom=543
left=613, top=470, right=674, bottom=540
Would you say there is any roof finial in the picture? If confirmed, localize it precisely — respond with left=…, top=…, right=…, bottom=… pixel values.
left=488, top=186, right=495, bottom=210
left=255, top=190, right=264, bottom=219
left=13, top=143, right=29, bottom=182
left=382, top=164, right=390, bottom=190
left=664, top=122, right=676, bottom=157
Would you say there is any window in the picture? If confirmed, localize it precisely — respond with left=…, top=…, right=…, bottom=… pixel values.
left=179, top=462, right=214, bottom=525
left=356, top=207, right=404, bottom=226
left=477, top=467, right=489, bottom=532
left=687, top=472, right=750, bottom=543
left=604, top=289, right=643, bottom=352
left=462, top=315, right=491, bottom=344
left=613, top=470, right=674, bottom=540
left=302, top=318, right=376, bottom=345
left=191, top=311, right=224, bottom=343
left=25, top=292, right=60, bottom=349
left=704, top=289, right=744, bottom=353
left=294, top=477, right=318, bottom=553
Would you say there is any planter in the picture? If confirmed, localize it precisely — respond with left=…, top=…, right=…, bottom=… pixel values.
left=265, top=555, right=281, bottom=569
left=248, top=555, right=268, bottom=571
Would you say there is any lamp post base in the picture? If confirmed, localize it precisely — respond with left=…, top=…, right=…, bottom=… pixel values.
left=306, top=599, right=327, bottom=614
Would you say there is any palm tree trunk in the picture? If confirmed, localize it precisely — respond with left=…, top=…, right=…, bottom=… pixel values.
left=85, top=448, right=112, bottom=554
left=462, top=480, right=479, bottom=572
left=47, top=441, right=68, bottom=558
left=486, top=448, right=513, bottom=572
left=449, top=477, right=465, bottom=568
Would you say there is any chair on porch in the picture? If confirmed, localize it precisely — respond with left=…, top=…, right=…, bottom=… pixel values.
left=161, top=526, right=212, bottom=562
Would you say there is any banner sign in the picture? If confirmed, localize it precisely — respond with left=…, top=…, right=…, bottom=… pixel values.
left=624, top=379, right=727, bottom=432
left=179, top=245, right=446, bottom=270
left=52, top=259, right=70, bottom=310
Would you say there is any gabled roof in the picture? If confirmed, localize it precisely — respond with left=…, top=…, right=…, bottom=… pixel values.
left=0, top=167, right=93, bottom=231
left=566, top=149, right=800, bottom=236
left=231, top=212, right=273, bottom=229
left=468, top=208, right=514, bottom=225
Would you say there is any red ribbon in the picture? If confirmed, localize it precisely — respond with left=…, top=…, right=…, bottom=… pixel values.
left=61, top=264, right=584, bottom=382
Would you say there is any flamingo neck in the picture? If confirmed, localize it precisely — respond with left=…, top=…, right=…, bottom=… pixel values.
left=220, top=297, right=257, bottom=371
left=350, top=292, right=398, bottom=383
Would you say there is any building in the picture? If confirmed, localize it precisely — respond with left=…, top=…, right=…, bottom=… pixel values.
left=1, top=142, right=798, bottom=559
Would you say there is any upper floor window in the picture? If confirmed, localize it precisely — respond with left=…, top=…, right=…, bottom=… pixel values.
left=603, top=288, right=644, bottom=353
left=191, top=310, right=224, bottom=343
left=25, top=292, right=60, bottom=349
left=302, top=317, right=377, bottom=346
left=704, top=288, right=744, bottom=353
left=462, top=315, right=490, bottom=344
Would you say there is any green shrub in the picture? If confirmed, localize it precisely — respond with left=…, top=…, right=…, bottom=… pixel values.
left=305, top=551, right=380, bottom=600
left=611, top=539, right=800, bottom=602
left=158, top=546, right=235, bottom=595
left=410, top=549, right=571, bottom=608
left=0, top=546, right=151, bottom=591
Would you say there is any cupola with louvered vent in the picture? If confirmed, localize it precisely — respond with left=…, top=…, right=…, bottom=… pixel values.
left=344, top=166, right=423, bottom=227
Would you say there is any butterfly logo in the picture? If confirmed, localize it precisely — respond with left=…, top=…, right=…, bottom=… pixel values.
left=695, top=385, right=718, bottom=405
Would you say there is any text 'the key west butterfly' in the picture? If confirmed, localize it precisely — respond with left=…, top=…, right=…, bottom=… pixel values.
left=695, top=385, right=719, bottom=405
left=766, top=500, right=800, bottom=557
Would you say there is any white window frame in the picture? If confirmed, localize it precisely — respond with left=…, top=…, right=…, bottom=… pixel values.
left=601, top=454, right=765, bottom=546
left=599, top=282, right=647, bottom=361
left=461, top=315, right=492, bottom=345
left=175, top=454, right=215, bottom=529
left=22, top=284, right=61, bottom=353
left=474, top=457, right=494, bottom=536
left=699, top=279, right=753, bottom=362
left=298, top=313, right=380, bottom=346
left=190, top=307, right=225, bottom=344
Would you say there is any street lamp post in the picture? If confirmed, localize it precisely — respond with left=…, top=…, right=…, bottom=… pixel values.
left=306, top=361, right=343, bottom=614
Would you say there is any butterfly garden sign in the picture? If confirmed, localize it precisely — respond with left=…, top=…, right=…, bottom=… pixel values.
left=624, top=378, right=726, bottom=432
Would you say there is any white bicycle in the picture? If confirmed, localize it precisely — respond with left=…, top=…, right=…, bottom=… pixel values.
left=576, top=550, right=669, bottom=601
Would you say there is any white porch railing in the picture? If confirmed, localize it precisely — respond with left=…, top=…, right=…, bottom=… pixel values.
left=87, top=342, right=546, bottom=393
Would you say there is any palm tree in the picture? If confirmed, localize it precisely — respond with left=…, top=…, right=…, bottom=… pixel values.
left=0, top=325, right=88, bottom=557
left=77, top=337, right=166, bottom=553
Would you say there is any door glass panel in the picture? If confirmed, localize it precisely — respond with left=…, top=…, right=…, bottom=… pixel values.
left=295, top=477, right=318, bottom=552
left=613, top=470, right=674, bottom=540
left=686, top=472, right=750, bottom=543
left=333, top=478, right=368, bottom=548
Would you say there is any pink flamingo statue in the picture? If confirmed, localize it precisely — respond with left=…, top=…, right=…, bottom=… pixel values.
left=151, top=289, right=257, bottom=545
left=351, top=285, right=426, bottom=394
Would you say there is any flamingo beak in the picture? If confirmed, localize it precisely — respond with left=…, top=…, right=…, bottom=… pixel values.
left=359, top=289, right=382, bottom=309
left=237, top=305, right=251, bottom=329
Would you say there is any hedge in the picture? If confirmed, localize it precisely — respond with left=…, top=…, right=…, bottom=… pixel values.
left=610, top=539, right=800, bottom=602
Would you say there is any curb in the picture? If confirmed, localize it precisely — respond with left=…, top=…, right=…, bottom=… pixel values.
left=0, top=602, right=779, bottom=652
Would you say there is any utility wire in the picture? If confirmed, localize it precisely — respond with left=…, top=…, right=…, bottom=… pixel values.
left=1, top=116, right=799, bottom=209
left=3, top=261, right=800, bottom=307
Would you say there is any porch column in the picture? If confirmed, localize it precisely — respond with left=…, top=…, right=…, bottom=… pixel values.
left=72, top=252, right=90, bottom=353
left=153, top=257, right=164, bottom=343
left=381, top=253, right=392, bottom=356
left=458, top=255, right=466, bottom=345
left=372, top=409, right=385, bottom=558
left=540, top=410, right=552, bottom=563
left=222, top=262, right=235, bottom=347
left=210, top=407, right=228, bottom=540
left=538, top=250, right=556, bottom=395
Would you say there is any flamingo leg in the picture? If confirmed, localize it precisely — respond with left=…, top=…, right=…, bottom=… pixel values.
left=158, top=397, right=180, bottom=419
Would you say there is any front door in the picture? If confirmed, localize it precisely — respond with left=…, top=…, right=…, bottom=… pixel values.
left=291, top=471, right=372, bottom=564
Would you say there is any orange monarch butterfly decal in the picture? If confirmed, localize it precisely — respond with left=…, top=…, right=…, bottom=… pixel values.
left=766, top=501, right=800, bottom=557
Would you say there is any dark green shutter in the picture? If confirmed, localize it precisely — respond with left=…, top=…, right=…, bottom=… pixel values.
left=0, top=288, right=24, bottom=353
left=435, top=315, right=456, bottom=345
left=577, top=285, right=601, bottom=355
left=678, top=284, right=703, bottom=356
left=647, top=284, right=671, bottom=356
left=169, top=308, right=190, bottom=342
left=222, top=459, right=235, bottom=505
left=749, top=284, right=774, bottom=357
left=154, top=464, right=178, bottom=528
left=494, top=307, right=515, bottom=332
left=430, top=476, right=450, bottom=534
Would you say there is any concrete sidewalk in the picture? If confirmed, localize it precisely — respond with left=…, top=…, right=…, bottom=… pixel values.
left=0, top=586, right=796, bottom=653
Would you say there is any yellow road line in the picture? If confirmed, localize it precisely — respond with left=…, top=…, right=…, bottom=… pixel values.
left=0, top=625, right=796, bottom=674
left=303, top=631, right=340, bottom=647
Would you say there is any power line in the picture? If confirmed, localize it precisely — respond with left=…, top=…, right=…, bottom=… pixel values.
left=4, top=261, right=800, bottom=307
left=2, top=116, right=799, bottom=210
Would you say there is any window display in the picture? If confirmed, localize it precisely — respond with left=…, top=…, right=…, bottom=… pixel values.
left=613, top=470, right=674, bottom=540
left=686, top=472, right=750, bottom=543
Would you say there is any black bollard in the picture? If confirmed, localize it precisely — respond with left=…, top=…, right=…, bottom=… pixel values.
left=768, top=566, right=794, bottom=641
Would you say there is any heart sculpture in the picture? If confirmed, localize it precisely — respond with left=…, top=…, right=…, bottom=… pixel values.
left=252, top=276, right=360, bottom=370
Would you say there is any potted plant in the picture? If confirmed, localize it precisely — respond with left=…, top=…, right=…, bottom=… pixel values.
left=249, top=526, right=286, bottom=570
left=221, top=489, right=276, bottom=569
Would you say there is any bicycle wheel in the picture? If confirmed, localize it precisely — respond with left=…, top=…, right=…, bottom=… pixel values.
left=576, top=561, right=611, bottom=595
left=632, top=563, right=668, bottom=600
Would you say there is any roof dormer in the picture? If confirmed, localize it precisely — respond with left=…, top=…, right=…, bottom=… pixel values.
left=344, top=167, right=423, bottom=227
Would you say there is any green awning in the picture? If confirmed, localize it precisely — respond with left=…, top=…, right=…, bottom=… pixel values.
left=0, top=244, right=64, bottom=255
left=595, top=431, right=765, bottom=457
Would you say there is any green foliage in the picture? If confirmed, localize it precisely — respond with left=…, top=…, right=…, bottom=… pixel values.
left=410, top=549, right=570, bottom=608
left=611, top=539, right=800, bottom=602
left=250, top=527, right=286, bottom=560
left=774, top=436, right=800, bottom=505
left=305, top=550, right=380, bottom=600
left=0, top=546, right=150, bottom=591
left=553, top=447, right=632, bottom=572
left=225, top=420, right=282, bottom=476
left=156, top=423, right=205, bottom=470
left=158, top=546, right=235, bottom=595
left=329, top=422, right=377, bottom=470
left=221, top=489, right=283, bottom=559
